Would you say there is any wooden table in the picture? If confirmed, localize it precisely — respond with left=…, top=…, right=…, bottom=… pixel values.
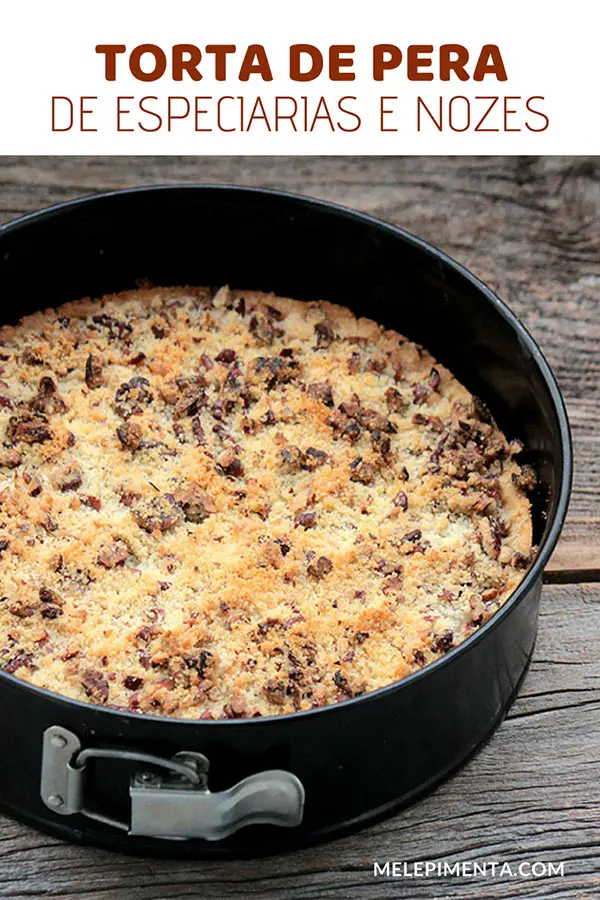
left=0, top=156, right=598, bottom=899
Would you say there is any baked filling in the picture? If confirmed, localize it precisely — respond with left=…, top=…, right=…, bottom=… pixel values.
left=0, top=286, right=535, bottom=718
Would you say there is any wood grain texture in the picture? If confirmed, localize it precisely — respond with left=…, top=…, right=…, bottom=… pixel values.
left=0, top=156, right=598, bottom=573
left=0, top=156, right=598, bottom=896
left=0, top=583, right=597, bottom=899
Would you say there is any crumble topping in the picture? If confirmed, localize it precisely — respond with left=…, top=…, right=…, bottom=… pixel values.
left=0, top=286, right=535, bottom=718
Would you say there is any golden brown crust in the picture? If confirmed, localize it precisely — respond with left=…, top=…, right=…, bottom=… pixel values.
left=0, top=286, right=534, bottom=718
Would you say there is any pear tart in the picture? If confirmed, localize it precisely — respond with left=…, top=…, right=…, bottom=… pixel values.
left=0, top=286, right=535, bottom=718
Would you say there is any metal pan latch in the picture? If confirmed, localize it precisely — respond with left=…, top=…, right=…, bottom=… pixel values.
left=40, top=725, right=305, bottom=841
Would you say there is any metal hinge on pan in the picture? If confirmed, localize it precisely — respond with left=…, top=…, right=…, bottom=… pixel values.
left=40, top=725, right=305, bottom=840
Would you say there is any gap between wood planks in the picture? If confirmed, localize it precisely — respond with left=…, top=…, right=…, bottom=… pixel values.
left=544, top=569, right=600, bottom=584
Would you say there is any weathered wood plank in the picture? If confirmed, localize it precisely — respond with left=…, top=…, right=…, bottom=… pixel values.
left=0, top=583, right=598, bottom=899
left=0, top=156, right=597, bottom=573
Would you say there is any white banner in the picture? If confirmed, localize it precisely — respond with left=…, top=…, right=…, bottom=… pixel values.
left=0, top=0, right=598, bottom=155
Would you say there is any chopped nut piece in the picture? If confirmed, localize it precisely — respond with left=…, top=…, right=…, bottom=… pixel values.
left=0, top=448, right=21, bottom=469
left=248, top=311, right=282, bottom=345
left=303, top=447, right=328, bottom=470
left=393, top=491, right=408, bottom=511
left=371, top=430, right=392, bottom=456
left=307, top=556, right=333, bottom=580
left=173, top=378, right=208, bottom=418
left=294, top=509, right=317, bottom=529
left=216, top=448, right=244, bottom=477
left=116, top=421, right=143, bottom=451
left=3, top=653, right=34, bottom=674
left=511, top=550, right=533, bottom=569
left=433, top=630, right=454, bottom=653
left=191, top=416, right=206, bottom=445
left=115, top=377, right=154, bottom=418
left=233, top=297, right=246, bottom=316
left=51, top=462, right=83, bottom=492
left=279, top=445, right=304, bottom=470
left=172, top=483, right=215, bottom=523
left=259, top=409, right=277, bottom=426
left=358, top=408, right=396, bottom=434
left=29, top=377, right=67, bottom=415
left=307, top=381, right=334, bottom=407
left=249, top=356, right=299, bottom=390
left=119, top=490, right=141, bottom=508
left=80, top=669, right=109, bottom=703
left=385, top=387, right=406, bottom=412
left=339, top=397, right=361, bottom=418
left=342, top=420, right=362, bottom=443
left=39, top=587, right=64, bottom=606
left=429, top=367, right=441, bottom=391
left=6, top=412, right=52, bottom=444
left=216, top=349, right=236, bottom=363
left=469, top=594, right=485, bottom=624
left=382, top=577, right=403, bottom=595
left=151, top=320, right=168, bottom=339
left=350, top=457, right=376, bottom=485
left=85, top=354, right=104, bottom=389
left=479, top=516, right=503, bottom=559
left=512, top=465, right=537, bottom=494
left=132, top=494, right=184, bottom=532
left=348, top=351, right=361, bottom=374
left=223, top=694, right=248, bottom=718
left=41, top=605, right=64, bottom=620
left=22, top=349, right=44, bottom=366
left=92, top=313, right=132, bottom=341
left=314, top=323, right=334, bottom=349
left=97, top=540, right=130, bottom=569
left=263, top=679, right=287, bottom=706
left=366, top=357, right=386, bottom=373
left=9, top=604, right=36, bottom=618
left=412, top=382, right=429, bottom=405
